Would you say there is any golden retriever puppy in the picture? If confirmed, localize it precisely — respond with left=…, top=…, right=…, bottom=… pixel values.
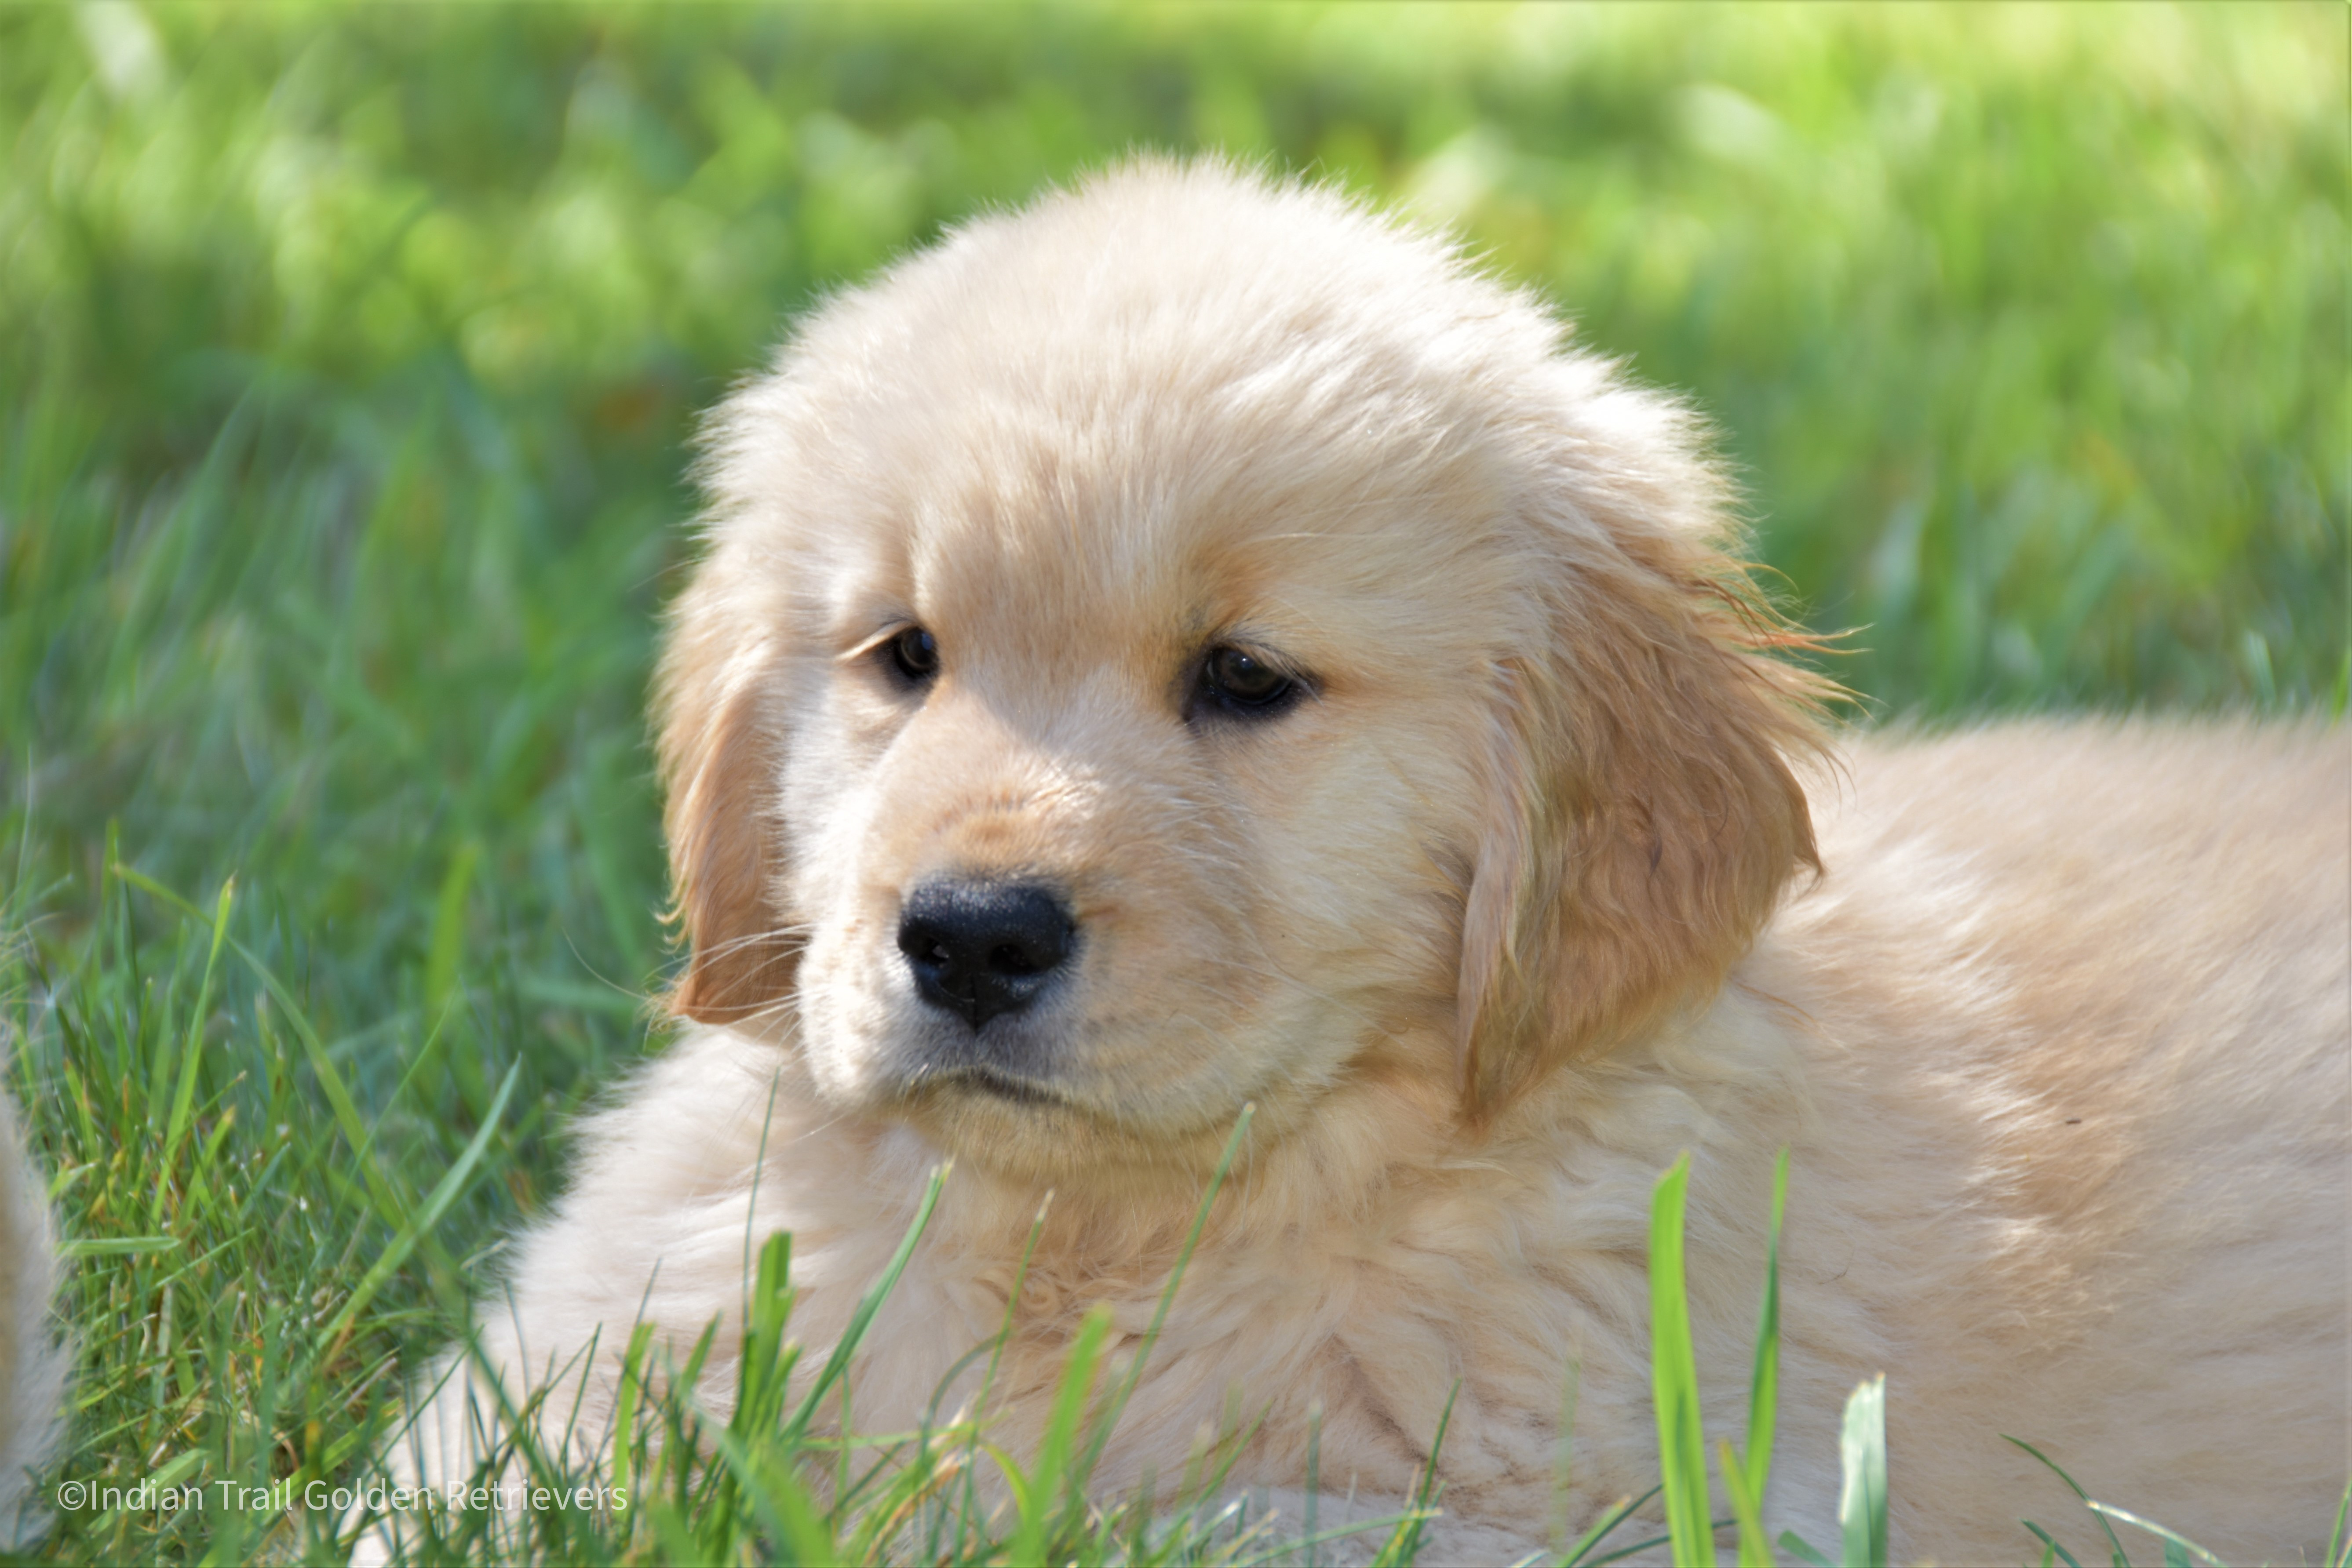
left=390, top=163, right=2348, bottom=1564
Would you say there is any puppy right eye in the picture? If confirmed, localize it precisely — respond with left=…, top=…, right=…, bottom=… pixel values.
left=1193, top=644, right=1303, bottom=721
left=885, top=626, right=940, bottom=685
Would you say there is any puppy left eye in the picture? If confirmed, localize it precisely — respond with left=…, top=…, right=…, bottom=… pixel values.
left=1196, top=646, right=1302, bottom=720
left=885, top=626, right=940, bottom=686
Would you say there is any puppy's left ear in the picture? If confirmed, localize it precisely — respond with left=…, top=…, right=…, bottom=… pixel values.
left=655, top=571, right=799, bottom=1030
left=1457, top=388, right=1830, bottom=1117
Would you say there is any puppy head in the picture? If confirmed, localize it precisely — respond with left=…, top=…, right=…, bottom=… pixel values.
left=658, top=163, right=1823, bottom=1175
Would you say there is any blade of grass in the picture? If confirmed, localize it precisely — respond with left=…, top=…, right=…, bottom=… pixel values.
left=1721, top=1439, right=1772, bottom=1568
left=2022, top=1518, right=2085, bottom=1568
left=425, top=838, right=480, bottom=1017
left=58, top=1235, right=181, bottom=1258
left=780, top=1162, right=947, bottom=1443
left=110, top=862, right=212, bottom=925
left=734, top=1231, right=796, bottom=1433
left=712, top=1231, right=798, bottom=1547
left=1837, top=1375, right=1887, bottom=1568
left=1778, top=1529, right=1836, bottom=1568
left=1231, top=1511, right=1425, bottom=1568
left=1005, top=1300, right=1115, bottom=1566
left=1727, top=1147, right=1790, bottom=1568
left=1074, top=1101, right=1256, bottom=1492
left=944, top=1202, right=1052, bottom=1561
left=1649, top=1150, right=1716, bottom=1567
left=664, top=1319, right=722, bottom=1507
left=1561, top=1485, right=1662, bottom=1566
left=958, top=1193, right=1049, bottom=1474
left=233, top=939, right=415, bottom=1228
left=1741, top=1148, right=1790, bottom=1500
left=1583, top=1532, right=1682, bottom=1567
left=1305, top=1400, right=1321, bottom=1568
left=701, top=1419, right=839, bottom=1566
left=152, top=876, right=233, bottom=1225
left=1374, top=1378, right=1458, bottom=1567
left=320, top=1059, right=518, bottom=1355
left=941, top=1234, right=1039, bottom=1565
left=2325, top=1477, right=2351, bottom=1568
left=608, top=1318, right=656, bottom=1535
left=2085, top=1501, right=2223, bottom=1567
left=1548, top=1358, right=1580, bottom=1553
left=1583, top=1521, right=1740, bottom=1568
left=2004, top=1436, right=2131, bottom=1568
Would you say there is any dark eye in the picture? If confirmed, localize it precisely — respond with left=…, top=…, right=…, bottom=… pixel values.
left=1196, top=645, right=1301, bottom=720
left=886, top=626, right=939, bottom=685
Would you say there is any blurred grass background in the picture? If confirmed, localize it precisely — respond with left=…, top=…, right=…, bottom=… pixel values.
left=0, top=3, right=2343, bottom=1561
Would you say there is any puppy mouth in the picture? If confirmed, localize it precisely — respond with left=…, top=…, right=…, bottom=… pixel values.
left=915, top=1063, right=1068, bottom=1108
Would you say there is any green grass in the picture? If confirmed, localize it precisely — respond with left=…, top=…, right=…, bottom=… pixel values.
left=0, top=3, right=2344, bottom=1563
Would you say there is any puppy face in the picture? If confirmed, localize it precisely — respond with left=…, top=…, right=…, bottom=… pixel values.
left=659, top=166, right=1822, bottom=1178
left=732, top=361, right=1507, bottom=1169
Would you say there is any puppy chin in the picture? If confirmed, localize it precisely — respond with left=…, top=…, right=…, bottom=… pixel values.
left=898, top=1084, right=1247, bottom=1187
left=882, top=1016, right=1074, bottom=1117
left=832, top=1017, right=1237, bottom=1182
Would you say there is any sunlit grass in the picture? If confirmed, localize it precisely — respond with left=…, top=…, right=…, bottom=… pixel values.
left=1, top=3, right=2343, bottom=1563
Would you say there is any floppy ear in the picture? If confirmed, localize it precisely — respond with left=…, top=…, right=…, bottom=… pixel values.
left=1456, top=459, right=1828, bottom=1117
left=654, top=575, right=799, bottom=1029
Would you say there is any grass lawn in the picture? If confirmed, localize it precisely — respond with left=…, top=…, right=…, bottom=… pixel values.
left=1, top=4, right=2343, bottom=1562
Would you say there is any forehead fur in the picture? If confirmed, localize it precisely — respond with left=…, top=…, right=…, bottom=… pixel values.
left=693, top=160, right=1733, bottom=656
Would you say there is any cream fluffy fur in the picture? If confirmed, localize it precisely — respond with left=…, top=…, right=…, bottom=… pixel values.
left=386, top=165, right=2349, bottom=1564
left=0, top=1091, right=66, bottom=1547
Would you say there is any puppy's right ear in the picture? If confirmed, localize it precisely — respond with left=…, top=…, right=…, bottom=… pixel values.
left=655, top=573, right=797, bottom=1028
left=1451, top=382, right=1831, bottom=1118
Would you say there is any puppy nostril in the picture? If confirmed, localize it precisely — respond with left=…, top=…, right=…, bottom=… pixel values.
left=897, top=880, right=1077, bottom=1030
left=990, top=942, right=1046, bottom=976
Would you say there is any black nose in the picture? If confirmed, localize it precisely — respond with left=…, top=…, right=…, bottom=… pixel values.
left=897, top=880, right=1076, bottom=1030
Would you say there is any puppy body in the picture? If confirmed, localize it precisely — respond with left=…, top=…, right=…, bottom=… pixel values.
left=417, top=724, right=2345, bottom=1563
left=395, top=167, right=2348, bottom=1563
